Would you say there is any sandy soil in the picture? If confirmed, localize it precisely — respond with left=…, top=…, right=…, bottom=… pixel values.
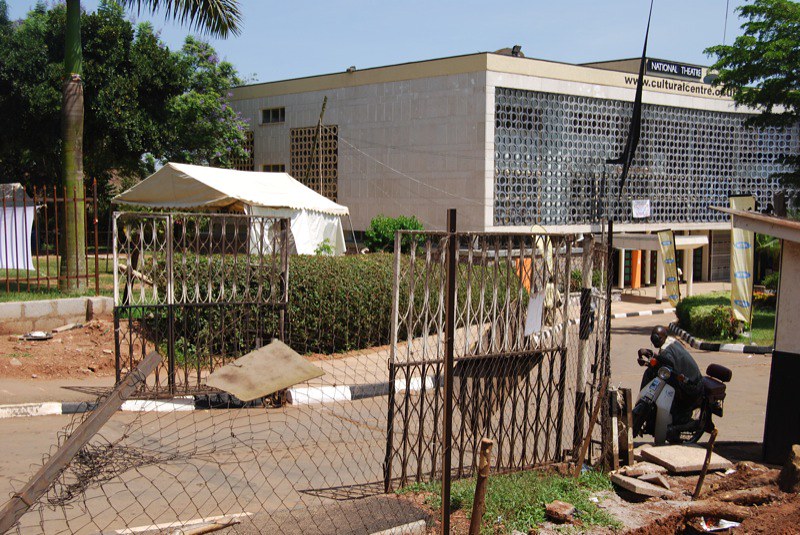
left=0, top=319, right=116, bottom=380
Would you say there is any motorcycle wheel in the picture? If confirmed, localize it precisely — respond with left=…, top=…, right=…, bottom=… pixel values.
left=676, top=405, right=709, bottom=444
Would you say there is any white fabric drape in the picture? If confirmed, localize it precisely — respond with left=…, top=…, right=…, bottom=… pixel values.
left=0, top=205, right=36, bottom=270
left=244, top=205, right=346, bottom=256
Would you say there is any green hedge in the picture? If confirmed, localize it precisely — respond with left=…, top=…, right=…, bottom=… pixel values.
left=135, top=253, right=527, bottom=357
left=675, top=292, right=739, bottom=340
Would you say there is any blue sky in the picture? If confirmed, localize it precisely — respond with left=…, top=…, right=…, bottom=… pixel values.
left=9, top=1, right=748, bottom=83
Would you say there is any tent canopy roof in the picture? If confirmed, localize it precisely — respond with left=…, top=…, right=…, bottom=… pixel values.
left=1, top=183, right=33, bottom=204
left=112, top=163, right=349, bottom=216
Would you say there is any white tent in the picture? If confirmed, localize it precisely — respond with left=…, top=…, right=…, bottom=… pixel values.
left=113, top=163, right=349, bottom=255
left=0, top=183, right=36, bottom=270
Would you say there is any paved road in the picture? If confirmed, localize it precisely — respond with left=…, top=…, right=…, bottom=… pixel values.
left=610, top=314, right=770, bottom=443
left=0, top=313, right=771, bottom=533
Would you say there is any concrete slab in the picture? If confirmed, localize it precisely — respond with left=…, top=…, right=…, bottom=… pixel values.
left=206, top=340, right=324, bottom=402
left=610, top=473, right=673, bottom=498
left=640, top=445, right=733, bottom=473
left=619, top=461, right=667, bottom=477
left=638, top=473, right=671, bottom=490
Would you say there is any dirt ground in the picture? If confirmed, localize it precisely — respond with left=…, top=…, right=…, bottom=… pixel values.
left=413, top=457, right=799, bottom=534
left=0, top=319, right=116, bottom=379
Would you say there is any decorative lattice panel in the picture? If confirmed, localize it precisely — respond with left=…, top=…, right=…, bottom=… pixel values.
left=232, top=130, right=254, bottom=171
left=290, top=125, right=339, bottom=201
left=493, top=87, right=799, bottom=226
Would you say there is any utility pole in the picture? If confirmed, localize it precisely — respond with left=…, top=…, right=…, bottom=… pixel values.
left=304, top=96, right=328, bottom=197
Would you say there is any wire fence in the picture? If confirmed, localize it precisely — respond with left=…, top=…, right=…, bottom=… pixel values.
left=0, top=181, right=103, bottom=295
left=1, top=211, right=612, bottom=534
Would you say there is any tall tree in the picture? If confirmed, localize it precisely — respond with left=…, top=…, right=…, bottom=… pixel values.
left=59, top=0, right=241, bottom=291
left=706, top=0, right=800, bottom=198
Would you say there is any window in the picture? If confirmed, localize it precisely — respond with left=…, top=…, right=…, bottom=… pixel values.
left=262, top=164, right=286, bottom=173
left=261, top=107, right=285, bottom=125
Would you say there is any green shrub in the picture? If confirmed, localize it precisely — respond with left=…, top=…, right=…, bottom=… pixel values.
left=676, top=292, right=740, bottom=340
left=569, top=268, right=604, bottom=292
left=693, top=305, right=739, bottom=339
left=364, top=215, right=424, bottom=253
left=753, top=292, right=777, bottom=309
left=136, top=253, right=525, bottom=357
left=762, top=271, right=779, bottom=291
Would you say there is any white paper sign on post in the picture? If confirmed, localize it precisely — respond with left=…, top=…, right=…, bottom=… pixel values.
left=524, top=291, right=545, bottom=336
left=632, top=199, right=651, bottom=219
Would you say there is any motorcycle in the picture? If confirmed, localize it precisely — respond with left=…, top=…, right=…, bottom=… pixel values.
left=632, top=349, right=732, bottom=444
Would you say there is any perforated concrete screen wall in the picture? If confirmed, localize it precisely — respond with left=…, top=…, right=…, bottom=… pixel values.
left=290, top=125, right=339, bottom=202
left=232, top=130, right=255, bottom=172
left=493, top=87, right=799, bottom=226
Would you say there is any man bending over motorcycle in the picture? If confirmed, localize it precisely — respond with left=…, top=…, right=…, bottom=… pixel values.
left=638, top=326, right=703, bottom=426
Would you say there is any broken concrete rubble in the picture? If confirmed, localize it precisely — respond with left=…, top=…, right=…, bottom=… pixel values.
left=544, top=500, right=575, bottom=523
left=640, top=444, right=732, bottom=473
left=610, top=473, right=674, bottom=498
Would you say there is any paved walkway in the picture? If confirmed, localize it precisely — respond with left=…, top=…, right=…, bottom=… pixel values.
left=610, top=281, right=729, bottom=316
left=0, top=282, right=736, bottom=406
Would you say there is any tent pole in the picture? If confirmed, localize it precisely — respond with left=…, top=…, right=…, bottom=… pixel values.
left=347, top=214, right=359, bottom=253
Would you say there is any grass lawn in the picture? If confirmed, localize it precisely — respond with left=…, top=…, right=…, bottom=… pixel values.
left=676, top=291, right=775, bottom=346
left=398, top=470, right=619, bottom=534
left=1, top=254, right=114, bottom=302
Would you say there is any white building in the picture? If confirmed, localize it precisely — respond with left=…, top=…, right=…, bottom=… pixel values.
left=229, top=51, right=798, bottom=287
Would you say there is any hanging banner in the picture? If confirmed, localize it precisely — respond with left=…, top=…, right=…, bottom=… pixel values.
left=729, top=195, right=755, bottom=323
left=657, top=230, right=681, bottom=306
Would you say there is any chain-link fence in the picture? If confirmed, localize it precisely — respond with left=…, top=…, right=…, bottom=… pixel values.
left=1, top=213, right=612, bottom=534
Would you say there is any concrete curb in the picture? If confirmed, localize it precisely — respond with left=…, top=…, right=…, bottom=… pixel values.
left=611, top=308, right=675, bottom=320
left=369, top=519, right=427, bottom=535
left=668, top=322, right=773, bottom=354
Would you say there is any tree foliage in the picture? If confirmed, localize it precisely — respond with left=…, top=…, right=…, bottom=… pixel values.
left=706, top=0, right=800, bottom=190
left=0, top=1, right=249, bottom=194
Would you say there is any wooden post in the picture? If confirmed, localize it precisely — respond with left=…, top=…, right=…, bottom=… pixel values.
left=608, top=387, right=620, bottom=471
left=693, top=427, right=719, bottom=500
left=573, top=376, right=609, bottom=478
left=468, top=438, right=494, bottom=535
left=622, top=388, right=635, bottom=466
left=0, top=352, right=162, bottom=533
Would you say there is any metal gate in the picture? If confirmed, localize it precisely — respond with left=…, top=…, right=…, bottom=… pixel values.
left=113, top=212, right=289, bottom=395
left=384, top=229, right=611, bottom=490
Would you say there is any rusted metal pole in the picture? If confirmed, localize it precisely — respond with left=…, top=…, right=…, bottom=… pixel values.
left=692, top=427, right=719, bottom=500
left=442, top=208, right=457, bottom=534
left=468, top=438, right=494, bottom=535
left=0, top=351, right=162, bottom=534
left=92, top=178, right=99, bottom=295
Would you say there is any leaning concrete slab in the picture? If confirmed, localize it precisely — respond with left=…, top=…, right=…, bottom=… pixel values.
left=640, top=445, right=733, bottom=473
left=619, top=461, right=667, bottom=477
left=610, top=473, right=673, bottom=498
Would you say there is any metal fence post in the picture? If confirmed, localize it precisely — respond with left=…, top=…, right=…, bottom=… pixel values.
left=384, top=230, right=403, bottom=493
left=442, top=209, right=457, bottom=534
left=166, top=214, right=176, bottom=393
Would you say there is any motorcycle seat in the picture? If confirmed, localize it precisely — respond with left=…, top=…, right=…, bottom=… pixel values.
left=703, top=376, right=726, bottom=399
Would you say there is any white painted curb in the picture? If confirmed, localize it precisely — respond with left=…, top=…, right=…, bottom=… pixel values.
left=0, top=402, right=62, bottom=419
left=370, top=519, right=427, bottom=535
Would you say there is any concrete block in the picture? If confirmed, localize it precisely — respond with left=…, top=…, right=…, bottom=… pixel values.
left=640, top=445, right=733, bottom=474
left=55, top=297, right=87, bottom=318
left=545, top=500, right=575, bottom=523
left=611, top=473, right=673, bottom=498
left=22, top=300, right=55, bottom=319
left=87, top=296, right=114, bottom=318
left=0, top=302, right=23, bottom=322
left=0, top=320, right=32, bottom=335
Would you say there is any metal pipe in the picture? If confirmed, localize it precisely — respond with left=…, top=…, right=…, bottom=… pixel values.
left=441, top=208, right=457, bottom=534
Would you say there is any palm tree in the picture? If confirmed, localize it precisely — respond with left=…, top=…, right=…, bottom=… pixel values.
left=59, top=0, right=241, bottom=291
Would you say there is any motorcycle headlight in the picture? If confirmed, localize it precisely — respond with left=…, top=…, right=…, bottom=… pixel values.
left=657, top=367, right=672, bottom=381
